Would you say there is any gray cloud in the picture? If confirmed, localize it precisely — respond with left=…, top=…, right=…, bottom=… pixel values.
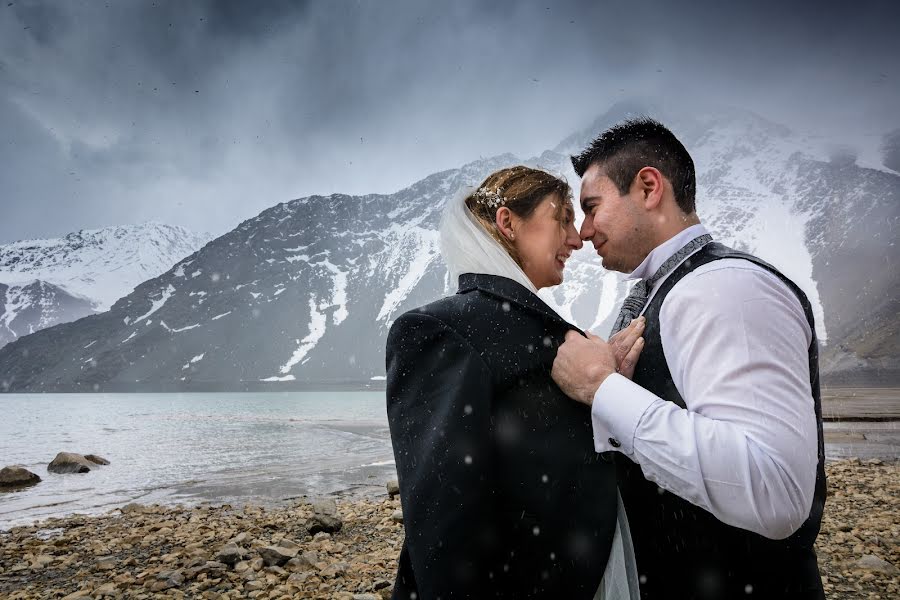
left=1, top=0, right=898, bottom=242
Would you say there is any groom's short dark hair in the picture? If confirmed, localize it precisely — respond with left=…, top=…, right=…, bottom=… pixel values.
left=571, top=117, right=697, bottom=214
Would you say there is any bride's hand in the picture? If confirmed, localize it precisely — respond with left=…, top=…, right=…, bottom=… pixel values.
left=591, top=317, right=645, bottom=380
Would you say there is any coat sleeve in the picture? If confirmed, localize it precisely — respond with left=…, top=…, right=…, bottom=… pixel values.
left=386, top=310, right=499, bottom=599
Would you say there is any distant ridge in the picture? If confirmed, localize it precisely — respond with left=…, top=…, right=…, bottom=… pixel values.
left=0, top=223, right=212, bottom=349
left=1, top=103, right=896, bottom=391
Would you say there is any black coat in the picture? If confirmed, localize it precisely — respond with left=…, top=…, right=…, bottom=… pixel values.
left=386, top=274, right=618, bottom=600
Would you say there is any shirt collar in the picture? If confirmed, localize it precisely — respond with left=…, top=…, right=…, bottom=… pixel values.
left=627, top=223, right=711, bottom=281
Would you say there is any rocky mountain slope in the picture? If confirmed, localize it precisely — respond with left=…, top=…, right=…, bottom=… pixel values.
left=1, top=103, right=896, bottom=391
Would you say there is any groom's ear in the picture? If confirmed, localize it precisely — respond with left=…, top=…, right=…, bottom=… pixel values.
left=495, top=206, right=516, bottom=241
left=635, top=167, right=664, bottom=210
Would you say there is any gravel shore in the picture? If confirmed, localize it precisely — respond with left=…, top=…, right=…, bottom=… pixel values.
left=1, top=459, right=897, bottom=599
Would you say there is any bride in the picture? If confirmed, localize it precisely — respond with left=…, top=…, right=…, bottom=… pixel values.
left=386, top=166, right=642, bottom=599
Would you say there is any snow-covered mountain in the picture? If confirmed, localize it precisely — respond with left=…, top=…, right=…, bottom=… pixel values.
left=0, top=223, right=213, bottom=348
left=0, top=103, right=896, bottom=391
left=0, top=281, right=95, bottom=348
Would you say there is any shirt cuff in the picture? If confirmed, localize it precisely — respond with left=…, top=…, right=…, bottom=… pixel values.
left=591, top=373, right=659, bottom=455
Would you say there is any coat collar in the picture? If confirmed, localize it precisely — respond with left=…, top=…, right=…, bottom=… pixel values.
left=456, top=273, right=582, bottom=333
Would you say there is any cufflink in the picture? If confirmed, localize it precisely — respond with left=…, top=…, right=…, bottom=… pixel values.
left=608, top=437, right=621, bottom=448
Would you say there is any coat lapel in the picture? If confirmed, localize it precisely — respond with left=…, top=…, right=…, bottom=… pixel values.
left=456, top=273, right=583, bottom=334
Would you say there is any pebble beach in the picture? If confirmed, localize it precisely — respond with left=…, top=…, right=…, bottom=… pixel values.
left=0, top=459, right=897, bottom=599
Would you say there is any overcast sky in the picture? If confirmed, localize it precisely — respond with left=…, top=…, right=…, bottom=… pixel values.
left=1, top=0, right=898, bottom=243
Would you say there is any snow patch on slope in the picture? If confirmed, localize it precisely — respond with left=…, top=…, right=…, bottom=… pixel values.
left=277, top=296, right=328, bottom=376
left=134, top=285, right=176, bottom=323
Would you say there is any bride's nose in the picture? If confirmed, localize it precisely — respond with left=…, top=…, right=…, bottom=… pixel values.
left=566, top=227, right=583, bottom=250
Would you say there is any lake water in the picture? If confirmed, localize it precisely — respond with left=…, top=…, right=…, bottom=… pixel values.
left=0, top=392, right=395, bottom=530
left=1, top=392, right=897, bottom=530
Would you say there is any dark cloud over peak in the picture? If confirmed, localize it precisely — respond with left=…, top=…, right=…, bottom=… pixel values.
left=1, top=0, right=898, bottom=243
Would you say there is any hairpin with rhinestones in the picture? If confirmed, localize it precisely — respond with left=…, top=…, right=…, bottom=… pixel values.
left=473, top=187, right=507, bottom=209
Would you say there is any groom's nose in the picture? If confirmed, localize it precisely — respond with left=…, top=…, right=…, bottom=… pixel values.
left=580, top=217, right=595, bottom=241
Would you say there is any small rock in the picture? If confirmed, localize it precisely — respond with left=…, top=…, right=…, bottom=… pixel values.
left=216, top=542, right=245, bottom=566
left=285, top=555, right=316, bottom=572
left=856, top=554, right=899, bottom=575
left=231, top=531, right=249, bottom=545
left=84, top=454, right=110, bottom=465
left=311, top=498, right=338, bottom=515
left=120, top=503, right=144, bottom=515
left=373, top=579, right=391, bottom=591
left=287, top=572, right=310, bottom=584
left=95, top=556, right=116, bottom=571
left=320, top=561, right=348, bottom=578
left=386, top=480, right=400, bottom=499
left=391, top=509, right=404, bottom=524
left=235, top=560, right=251, bottom=573
left=158, top=569, right=184, bottom=584
left=47, top=452, right=96, bottom=474
left=250, top=557, right=265, bottom=571
left=307, top=513, right=343, bottom=535
left=92, top=582, right=117, bottom=597
left=277, top=537, right=300, bottom=550
left=259, top=544, right=298, bottom=566
left=32, top=554, right=54, bottom=568
left=354, top=595, right=381, bottom=600
left=0, top=465, right=42, bottom=488
left=149, top=580, right=173, bottom=592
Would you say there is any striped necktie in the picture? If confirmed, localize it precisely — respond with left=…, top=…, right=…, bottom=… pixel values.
left=610, top=234, right=712, bottom=335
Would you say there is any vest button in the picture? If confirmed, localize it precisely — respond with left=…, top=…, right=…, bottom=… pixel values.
left=608, top=437, right=621, bottom=448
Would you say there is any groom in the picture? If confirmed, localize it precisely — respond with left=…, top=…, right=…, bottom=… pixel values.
left=551, top=118, right=826, bottom=599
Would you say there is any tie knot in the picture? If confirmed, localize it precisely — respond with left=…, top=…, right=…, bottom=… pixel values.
left=610, top=233, right=712, bottom=335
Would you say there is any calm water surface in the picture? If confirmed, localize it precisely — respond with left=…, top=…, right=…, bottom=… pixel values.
left=0, top=392, right=394, bottom=529
left=2, top=392, right=896, bottom=530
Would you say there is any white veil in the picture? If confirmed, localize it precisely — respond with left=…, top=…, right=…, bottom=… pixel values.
left=438, top=185, right=640, bottom=600
left=439, top=186, right=538, bottom=295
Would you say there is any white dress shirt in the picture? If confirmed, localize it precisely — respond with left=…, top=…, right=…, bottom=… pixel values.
left=591, top=224, right=818, bottom=540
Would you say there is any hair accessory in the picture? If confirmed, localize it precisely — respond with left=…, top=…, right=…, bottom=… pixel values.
left=473, top=187, right=507, bottom=209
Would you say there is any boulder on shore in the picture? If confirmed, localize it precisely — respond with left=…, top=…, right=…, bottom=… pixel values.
left=0, top=466, right=42, bottom=488
left=386, top=480, right=400, bottom=500
left=47, top=452, right=98, bottom=474
left=305, top=498, right=343, bottom=534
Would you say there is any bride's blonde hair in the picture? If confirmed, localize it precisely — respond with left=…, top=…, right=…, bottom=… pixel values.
left=464, top=166, right=572, bottom=267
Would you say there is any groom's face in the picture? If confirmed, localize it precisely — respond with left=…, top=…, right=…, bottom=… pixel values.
left=578, top=164, right=652, bottom=273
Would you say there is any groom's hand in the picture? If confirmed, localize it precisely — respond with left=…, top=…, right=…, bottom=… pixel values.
left=551, top=330, right=618, bottom=406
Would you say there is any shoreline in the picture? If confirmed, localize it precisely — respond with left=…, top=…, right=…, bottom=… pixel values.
left=0, top=459, right=897, bottom=599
